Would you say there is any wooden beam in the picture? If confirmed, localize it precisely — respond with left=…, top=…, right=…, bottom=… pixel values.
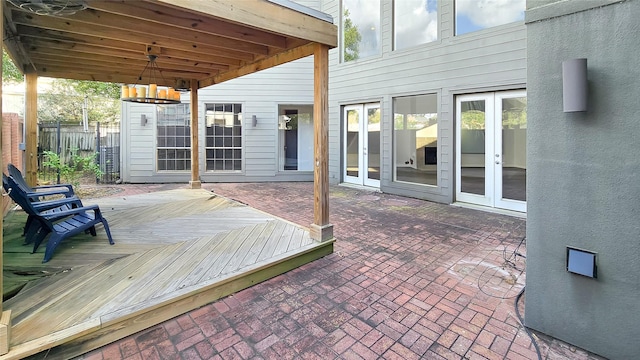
left=201, top=42, right=316, bottom=88
left=32, top=61, right=212, bottom=80
left=0, top=0, right=4, bottom=315
left=155, top=0, right=338, bottom=48
left=189, top=79, right=201, bottom=189
left=310, top=43, right=333, bottom=242
left=28, top=53, right=227, bottom=74
left=33, top=65, right=206, bottom=86
left=10, top=11, right=269, bottom=56
left=24, top=72, right=38, bottom=188
left=0, top=5, right=9, bottom=354
left=18, top=26, right=252, bottom=63
left=87, top=1, right=288, bottom=48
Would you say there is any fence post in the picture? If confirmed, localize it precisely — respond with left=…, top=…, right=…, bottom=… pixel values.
left=96, top=122, right=101, bottom=184
left=56, top=121, right=61, bottom=184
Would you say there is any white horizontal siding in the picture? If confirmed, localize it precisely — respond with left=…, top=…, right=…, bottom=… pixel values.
left=323, top=0, right=527, bottom=204
left=123, top=55, right=315, bottom=183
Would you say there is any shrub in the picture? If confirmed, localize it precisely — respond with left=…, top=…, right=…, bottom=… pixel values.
left=41, top=150, right=103, bottom=188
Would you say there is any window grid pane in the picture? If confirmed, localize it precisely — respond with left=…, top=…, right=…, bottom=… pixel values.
left=205, top=103, right=243, bottom=172
left=156, top=103, right=191, bottom=171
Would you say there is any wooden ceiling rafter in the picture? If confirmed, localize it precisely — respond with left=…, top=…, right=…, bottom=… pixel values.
left=2, top=0, right=338, bottom=89
left=85, top=1, right=290, bottom=49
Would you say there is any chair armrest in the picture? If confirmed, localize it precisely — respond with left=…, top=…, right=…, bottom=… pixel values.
left=34, top=184, right=75, bottom=195
left=32, top=197, right=83, bottom=211
left=26, top=188, right=74, bottom=200
left=40, top=204, right=101, bottom=220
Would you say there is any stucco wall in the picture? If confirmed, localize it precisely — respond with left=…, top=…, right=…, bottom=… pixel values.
left=525, top=1, right=640, bottom=358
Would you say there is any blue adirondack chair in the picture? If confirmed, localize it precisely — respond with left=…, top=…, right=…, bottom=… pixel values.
left=8, top=163, right=75, bottom=201
left=3, top=174, right=84, bottom=241
left=4, top=175, right=114, bottom=263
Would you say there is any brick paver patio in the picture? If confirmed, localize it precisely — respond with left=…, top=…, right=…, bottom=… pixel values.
left=78, top=182, right=605, bottom=360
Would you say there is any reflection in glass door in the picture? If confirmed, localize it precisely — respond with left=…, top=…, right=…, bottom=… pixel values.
left=343, top=103, right=381, bottom=188
left=456, top=91, right=526, bottom=212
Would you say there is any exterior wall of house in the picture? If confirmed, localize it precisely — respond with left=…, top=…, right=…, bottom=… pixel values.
left=525, top=0, right=640, bottom=358
left=1, top=113, right=24, bottom=173
left=322, top=0, right=526, bottom=204
left=121, top=1, right=322, bottom=183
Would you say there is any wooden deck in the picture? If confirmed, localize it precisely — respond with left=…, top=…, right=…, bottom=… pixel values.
left=0, top=188, right=333, bottom=360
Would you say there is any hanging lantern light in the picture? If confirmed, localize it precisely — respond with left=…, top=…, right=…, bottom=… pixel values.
left=121, top=55, right=181, bottom=105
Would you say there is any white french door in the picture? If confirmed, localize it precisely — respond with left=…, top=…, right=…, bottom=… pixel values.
left=456, top=91, right=527, bottom=212
left=343, top=103, right=380, bottom=188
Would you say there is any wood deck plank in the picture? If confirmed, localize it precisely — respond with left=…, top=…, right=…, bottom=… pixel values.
left=91, top=242, right=196, bottom=316
left=120, top=235, right=223, bottom=306
left=272, top=223, right=297, bottom=257
left=255, top=220, right=288, bottom=263
left=8, top=253, right=150, bottom=342
left=175, top=228, right=252, bottom=290
left=52, top=242, right=199, bottom=331
left=0, top=189, right=332, bottom=360
left=239, top=220, right=277, bottom=268
left=194, top=224, right=259, bottom=282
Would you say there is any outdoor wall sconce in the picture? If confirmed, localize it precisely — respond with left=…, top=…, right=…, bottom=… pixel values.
left=141, top=114, right=148, bottom=126
left=562, top=58, right=588, bottom=112
left=252, top=115, right=257, bottom=127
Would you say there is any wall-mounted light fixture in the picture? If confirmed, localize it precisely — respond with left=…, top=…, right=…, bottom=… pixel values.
left=562, top=58, right=588, bottom=112
left=252, top=115, right=257, bottom=127
left=141, top=114, right=148, bottom=126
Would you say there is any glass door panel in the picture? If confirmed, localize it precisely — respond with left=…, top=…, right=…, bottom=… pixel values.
left=495, top=92, right=527, bottom=212
left=365, top=104, right=381, bottom=187
left=460, top=99, right=487, bottom=196
left=344, top=105, right=362, bottom=183
left=456, top=94, right=494, bottom=207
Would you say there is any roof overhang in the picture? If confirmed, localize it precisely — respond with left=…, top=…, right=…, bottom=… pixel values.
left=2, top=0, right=337, bottom=89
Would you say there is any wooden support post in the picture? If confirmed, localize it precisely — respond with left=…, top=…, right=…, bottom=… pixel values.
left=189, top=79, right=201, bottom=189
left=25, top=72, right=38, bottom=187
left=0, top=4, right=13, bottom=354
left=310, top=43, right=333, bottom=242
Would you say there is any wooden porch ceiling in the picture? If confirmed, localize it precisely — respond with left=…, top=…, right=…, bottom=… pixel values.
left=2, top=0, right=337, bottom=89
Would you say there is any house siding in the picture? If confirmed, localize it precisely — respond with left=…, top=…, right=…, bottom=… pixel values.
left=323, top=0, right=526, bottom=204
left=122, top=0, right=322, bottom=183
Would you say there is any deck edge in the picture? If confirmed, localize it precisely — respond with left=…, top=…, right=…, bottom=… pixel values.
left=12, top=239, right=334, bottom=360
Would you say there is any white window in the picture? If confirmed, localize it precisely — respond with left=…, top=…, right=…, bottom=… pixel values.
left=156, top=103, right=190, bottom=171
left=394, top=0, right=438, bottom=50
left=342, top=0, right=381, bottom=62
left=455, top=0, right=525, bottom=36
left=393, top=94, right=438, bottom=186
left=205, top=103, right=242, bottom=171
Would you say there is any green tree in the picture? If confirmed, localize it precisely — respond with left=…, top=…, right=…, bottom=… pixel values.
left=343, top=9, right=361, bottom=62
left=38, top=79, right=120, bottom=124
left=2, top=50, right=23, bottom=83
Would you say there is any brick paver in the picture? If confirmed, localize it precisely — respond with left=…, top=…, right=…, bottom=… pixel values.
left=76, top=182, right=605, bottom=360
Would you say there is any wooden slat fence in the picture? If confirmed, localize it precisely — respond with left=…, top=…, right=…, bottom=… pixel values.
left=38, top=123, right=120, bottom=184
